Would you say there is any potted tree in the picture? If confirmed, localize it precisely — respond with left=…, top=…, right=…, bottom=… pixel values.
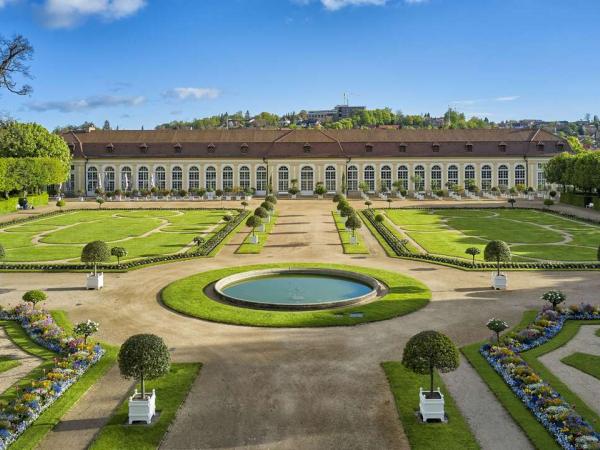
left=260, top=201, right=274, bottom=222
left=81, top=241, right=111, bottom=289
left=119, top=334, right=171, bottom=424
left=241, top=201, right=249, bottom=210
left=507, top=198, right=516, bottom=208
left=265, top=195, right=278, bottom=205
left=541, top=290, right=566, bottom=311
left=464, top=247, right=481, bottom=265
left=402, top=330, right=460, bottom=422
left=111, top=246, right=128, bottom=265
left=96, top=196, right=105, bottom=209
left=315, top=182, right=327, bottom=199
left=288, top=179, right=299, bottom=199
left=254, top=207, right=268, bottom=232
left=484, top=240, right=511, bottom=289
left=345, top=214, right=362, bottom=245
left=246, top=215, right=262, bottom=244
left=74, top=320, right=100, bottom=344
left=364, top=200, right=372, bottom=210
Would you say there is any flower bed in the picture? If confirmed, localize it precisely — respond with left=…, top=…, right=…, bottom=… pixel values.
left=481, top=304, right=600, bottom=449
left=0, top=304, right=104, bottom=449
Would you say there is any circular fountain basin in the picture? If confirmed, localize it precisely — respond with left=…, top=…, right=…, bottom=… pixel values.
left=214, top=268, right=383, bottom=310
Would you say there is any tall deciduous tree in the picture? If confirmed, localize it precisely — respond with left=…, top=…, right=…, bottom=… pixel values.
left=0, top=35, right=33, bottom=96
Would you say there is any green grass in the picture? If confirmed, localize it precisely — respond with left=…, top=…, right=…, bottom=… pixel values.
left=0, top=356, right=21, bottom=374
left=236, top=212, right=278, bottom=254
left=384, top=208, right=600, bottom=262
left=332, top=212, right=369, bottom=254
left=161, top=263, right=430, bottom=327
left=89, top=363, right=201, bottom=450
left=382, top=362, right=480, bottom=450
left=561, top=353, right=600, bottom=380
left=359, top=211, right=397, bottom=257
left=2, top=311, right=118, bottom=450
left=0, top=209, right=236, bottom=263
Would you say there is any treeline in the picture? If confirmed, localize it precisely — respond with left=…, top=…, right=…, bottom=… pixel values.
left=544, top=151, right=600, bottom=193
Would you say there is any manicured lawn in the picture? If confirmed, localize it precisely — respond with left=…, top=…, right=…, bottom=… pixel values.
left=561, top=353, right=600, bottom=380
left=161, top=263, right=430, bottom=327
left=382, top=362, right=480, bottom=450
left=1, top=311, right=118, bottom=450
left=0, top=209, right=236, bottom=263
left=0, top=356, right=21, bottom=374
left=236, top=212, right=278, bottom=254
left=384, top=208, right=600, bottom=262
left=89, top=363, right=201, bottom=450
left=331, top=212, right=369, bottom=254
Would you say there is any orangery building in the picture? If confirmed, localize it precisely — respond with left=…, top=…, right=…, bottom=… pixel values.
left=62, top=128, right=568, bottom=197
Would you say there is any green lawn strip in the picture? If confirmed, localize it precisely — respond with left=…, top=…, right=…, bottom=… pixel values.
left=3, top=311, right=118, bottom=450
left=461, top=311, right=560, bottom=450
left=161, top=263, right=430, bottom=327
left=0, top=357, right=21, bottom=374
left=89, top=363, right=201, bottom=450
left=561, top=353, right=600, bottom=380
left=359, top=211, right=398, bottom=257
left=381, top=362, right=480, bottom=450
left=236, top=212, right=278, bottom=254
left=331, top=212, right=369, bottom=254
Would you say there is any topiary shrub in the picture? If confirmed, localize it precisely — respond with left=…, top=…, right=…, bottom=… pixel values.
left=246, top=215, right=262, bottom=238
left=402, top=330, right=460, bottom=396
left=22, top=290, right=47, bottom=306
left=333, top=193, right=345, bottom=203
left=222, top=214, right=233, bottom=222
left=241, top=201, right=248, bottom=210
left=254, top=207, right=268, bottom=219
left=74, top=319, right=99, bottom=344
left=507, top=198, right=516, bottom=208
left=486, top=318, right=509, bottom=343
left=56, top=199, right=66, bottom=210
left=465, top=247, right=481, bottom=264
left=193, top=236, right=205, bottom=248
left=265, top=195, right=277, bottom=205
left=110, top=247, right=128, bottom=265
left=118, top=334, right=171, bottom=399
left=340, top=205, right=354, bottom=218
left=375, top=214, right=384, bottom=223
left=96, top=197, right=105, bottom=209
left=543, top=199, right=554, bottom=208
left=260, top=201, right=274, bottom=212
left=314, top=183, right=327, bottom=196
left=81, top=241, right=111, bottom=275
left=541, top=290, right=566, bottom=311
left=345, top=214, right=362, bottom=239
left=484, top=240, right=511, bottom=275
left=364, top=201, right=372, bottom=209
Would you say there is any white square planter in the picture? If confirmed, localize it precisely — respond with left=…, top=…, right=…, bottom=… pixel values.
left=419, top=388, right=445, bottom=422
left=249, top=235, right=259, bottom=244
left=349, top=235, right=358, bottom=245
left=128, top=389, right=156, bottom=424
left=86, top=273, right=104, bottom=290
left=257, top=224, right=266, bottom=232
left=291, top=194, right=297, bottom=199
left=225, top=196, right=231, bottom=201
left=491, top=273, right=507, bottom=290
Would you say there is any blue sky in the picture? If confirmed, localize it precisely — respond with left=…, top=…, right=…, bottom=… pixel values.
left=1, top=0, right=599, bottom=130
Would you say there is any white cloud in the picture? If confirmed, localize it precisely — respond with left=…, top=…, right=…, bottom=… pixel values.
left=495, top=96, right=520, bottom=102
left=27, top=95, right=145, bottom=112
left=164, top=87, right=221, bottom=101
left=320, top=0, right=387, bottom=10
left=40, top=0, right=146, bottom=28
left=451, top=96, right=520, bottom=106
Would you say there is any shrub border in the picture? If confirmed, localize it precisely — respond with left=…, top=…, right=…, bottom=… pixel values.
left=0, top=208, right=249, bottom=273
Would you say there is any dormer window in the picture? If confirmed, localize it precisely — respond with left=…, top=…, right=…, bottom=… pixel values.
left=207, top=143, right=216, bottom=153
left=174, top=143, right=182, bottom=153
left=465, top=142, right=473, bottom=152
left=365, top=143, right=374, bottom=152
left=240, top=143, right=249, bottom=154
left=303, top=143, right=311, bottom=153
left=498, top=142, right=507, bottom=152
left=556, top=141, right=565, bottom=151
left=537, top=142, right=545, bottom=152
left=432, top=143, right=440, bottom=152
left=139, top=143, right=148, bottom=153
left=398, top=143, right=407, bottom=153
left=105, top=143, right=114, bottom=153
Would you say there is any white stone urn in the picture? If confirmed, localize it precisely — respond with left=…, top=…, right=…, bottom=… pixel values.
left=249, top=235, right=259, bottom=244
left=128, top=389, right=156, bottom=424
left=86, top=272, right=104, bottom=290
left=419, top=388, right=445, bottom=422
left=491, top=273, right=507, bottom=290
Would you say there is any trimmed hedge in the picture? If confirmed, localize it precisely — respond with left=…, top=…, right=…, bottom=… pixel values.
left=0, top=207, right=248, bottom=272
left=0, top=193, right=49, bottom=214
left=560, top=192, right=600, bottom=211
left=362, top=207, right=600, bottom=271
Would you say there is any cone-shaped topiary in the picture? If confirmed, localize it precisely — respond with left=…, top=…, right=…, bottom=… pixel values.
left=81, top=241, right=111, bottom=275
left=484, top=240, right=511, bottom=276
left=402, top=330, right=460, bottom=396
left=118, top=334, right=171, bottom=399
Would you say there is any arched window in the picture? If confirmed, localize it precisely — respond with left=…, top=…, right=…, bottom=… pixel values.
left=205, top=166, right=216, bottom=190
left=300, top=166, right=314, bottom=192
left=537, top=162, right=546, bottom=189
left=154, top=167, right=166, bottom=190
left=239, top=166, right=251, bottom=190
left=325, top=166, right=336, bottom=192
left=380, top=165, right=392, bottom=192
left=277, top=166, right=289, bottom=193
left=222, top=166, right=233, bottom=190
left=447, top=165, right=459, bottom=186
left=515, top=164, right=526, bottom=186
left=172, top=166, right=183, bottom=191
left=138, top=167, right=149, bottom=191
left=498, top=165, right=509, bottom=189
left=104, top=167, right=115, bottom=192
left=397, top=165, right=409, bottom=191
left=414, top=165, right=425, bottom=191
left=188, top=167, right=200, bottom=191
left=481, top=165, right=492, bottom=190
left=364, top=165, right=375, bottom=192
left=120, top=166, right=132, bottom=191
left=347, top=166, right=358, bottom=191
left=431, top=165, right=442, bottom=190
left=256, top=166, right=267, bottom=192
left=87, top=167, right=98, bottom=193
left=464, top=164, right=475, bottom=182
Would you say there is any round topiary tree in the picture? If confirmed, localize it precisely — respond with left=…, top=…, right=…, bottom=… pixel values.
left=332, top=193, right=345, bottom=203
left=314, top=183, right=327, bottom=196
left=260, top=201, right=274, bottom=213
left=241, top=201, right=248, bottom=210
left=364, top=200, right=372, bottom=209
left=345, top=214, right=362, bottom=239
left=118, top=334, right=171, bottom=399
left=111, top=247, right=128, bottom=265
left=486, top=318, right=509, bottom=343
left=402, top=330, right=460, bottom=396
left=254, top=207, right=268, bottom=219
left=246, top=215, right=262, bottom=238
left=265, top=195, right=277, bottom=205
left=507, top=198, right=516, bottom=208
left=81, top=241, right=111, bottom=276
left=340, top=205, right=354, bottom=218
left=375, top=214, right=385, bottom=223
left=541, top=290, right=566, bottom=311
left=96, top=197, right=105, bottom=209
left=193, top=236, right=205, bottom=248
left=337, top=200, right=349, bottom=212
left=543, top=199, right=554, bottom=208
left=22, top=290, right=47, bottom=306
left=222, top=214, right=233, bottom=222
left=465, top=247, right=481, bottom=265
left=484, top=240, right=511, bottom=276
left=386, top=198, right=393, bottom=209
left=56, top=199, right=66, bottom=211
left=74, top=319, right=99, bottom=344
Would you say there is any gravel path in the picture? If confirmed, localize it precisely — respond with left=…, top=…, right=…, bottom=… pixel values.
left=0, top=327, right=43, bottom=394
left=539, top=325, right=600, bottom=415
